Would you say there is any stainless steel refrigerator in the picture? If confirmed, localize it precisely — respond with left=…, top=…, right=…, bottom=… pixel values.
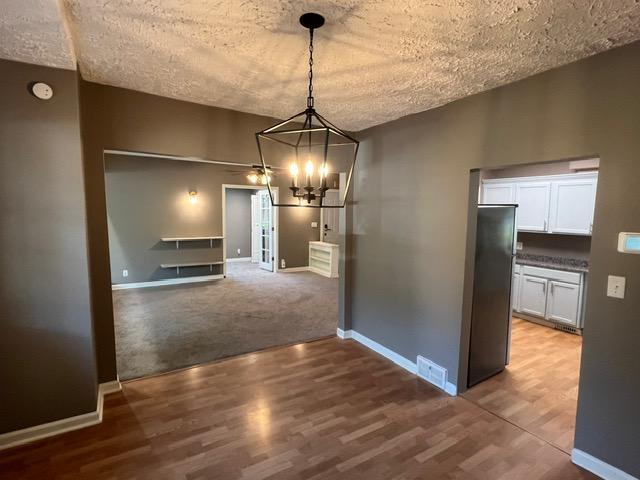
left=467, top=204, right=517, bottom=388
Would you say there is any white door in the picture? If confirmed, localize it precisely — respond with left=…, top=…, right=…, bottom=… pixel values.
left=549, top=178, right=597, bottom=235
left=546, top=281, right=580, bottom=325
left=516, top=182, right=551, bottom=232
left=481, top=183, right=515, bottom=204
left=321, top=190, right=340, bottom=244
left=257, top=189, right=273, bottom=271
left=250, top=194, right=260, bottom=263
left=512, top=273, right=521, bottom=312
left=519, top=275, right=548, bottom=317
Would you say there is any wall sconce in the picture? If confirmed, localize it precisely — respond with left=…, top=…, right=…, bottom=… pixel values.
left=188, top=190, right=198, bottom=204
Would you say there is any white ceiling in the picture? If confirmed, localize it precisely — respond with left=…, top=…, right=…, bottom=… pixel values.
left=2, top=1, right=640, bottom=130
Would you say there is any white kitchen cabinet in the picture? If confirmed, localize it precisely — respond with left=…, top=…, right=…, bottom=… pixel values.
left=519, top=274, right=548, bottom=317
left=481, top=172, right=598, bottom=235
left=549, top=177, right=597, bottom=235
left=481, top=183, right=515, bottom=204
left=511, top=273, right=521, bottom=312
left=546, top=281, right=580, bottom=325
left=515, top=182, right=551, bottom=232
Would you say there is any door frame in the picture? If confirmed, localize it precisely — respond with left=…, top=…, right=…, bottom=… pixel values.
left=222, top=184, right=279, bottom=276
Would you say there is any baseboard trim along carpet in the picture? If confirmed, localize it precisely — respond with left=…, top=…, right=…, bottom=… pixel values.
left=0, top=380, right=122, bottom=451
left=337, top=328, right=457, bottom=396
left=225, top=257, right=251, bottom=263
left=280, top=266, right=310, bottom=273
left=112, top=274, right=224, bottom=290
left=572, top=449, right=638, bottom=480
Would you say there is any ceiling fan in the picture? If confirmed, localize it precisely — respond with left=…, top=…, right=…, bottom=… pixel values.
left=224, top=164, right=275, bottom=185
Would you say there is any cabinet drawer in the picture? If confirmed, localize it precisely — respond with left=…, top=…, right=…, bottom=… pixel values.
left=521, top=265, right=581, bottom=284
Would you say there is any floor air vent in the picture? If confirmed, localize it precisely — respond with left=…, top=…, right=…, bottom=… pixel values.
left=417, top=356, right=447, bottom=390
left=554, top=324, right=580, bottom=335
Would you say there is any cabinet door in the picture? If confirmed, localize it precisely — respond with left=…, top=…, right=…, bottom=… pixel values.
left=511, top=273, right=521, bottom=312
left=516, top=182, right=551, bottom=232
left=546, top=281, right=580, bottom=325
left=482, top=183, right=515, bottom=204
left=519, top=275, right=548, bottom=317
left=549, top=178, right=597, bottom=235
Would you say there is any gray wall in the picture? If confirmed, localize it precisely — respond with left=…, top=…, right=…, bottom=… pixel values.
left=80, top=81, right=319, bottom=380
left=0, top=59, right=97, bottom=432
left=349, top=41, right=640, bottom=476
left=225, top=189, right=253, bottom=260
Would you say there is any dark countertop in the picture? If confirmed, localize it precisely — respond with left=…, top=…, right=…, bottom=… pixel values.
left=515, top=253, right=589, bottom=273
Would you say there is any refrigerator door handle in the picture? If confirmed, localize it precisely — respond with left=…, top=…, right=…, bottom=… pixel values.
left=542, top=282, right=546, bottom=294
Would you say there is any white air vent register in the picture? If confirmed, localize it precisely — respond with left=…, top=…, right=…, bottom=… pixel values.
left=417, top=356, right=448, bottom=390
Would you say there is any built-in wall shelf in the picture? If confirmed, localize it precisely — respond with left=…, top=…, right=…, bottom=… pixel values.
left=160, top=261, right=224, bottom=274
left=161, top=236, right=224, bottom=248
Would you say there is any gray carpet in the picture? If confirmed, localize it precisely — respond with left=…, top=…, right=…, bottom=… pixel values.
left=113, top=262, right=338, bottom=380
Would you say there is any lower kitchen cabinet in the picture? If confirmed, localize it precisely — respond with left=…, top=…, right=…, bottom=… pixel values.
left=512, top=265, right=584, bottom=329
left=519, top=275, right=548, bottom=317
left=546, top=281, right=580, bottom=325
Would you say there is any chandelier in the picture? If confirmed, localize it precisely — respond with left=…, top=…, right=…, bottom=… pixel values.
left=255, top=12, right=358, bottom=208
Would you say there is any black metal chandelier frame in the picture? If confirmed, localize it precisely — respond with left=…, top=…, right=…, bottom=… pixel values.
left=255, top=12, right=359, bottom=208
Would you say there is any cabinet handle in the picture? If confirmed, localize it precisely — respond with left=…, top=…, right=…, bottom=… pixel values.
left=544, top=220, right=547, bottom=231
left=551, top=283, right=554, bottom=294
left=590, top=222, right=593, bottom=234
left=542, top=282, right=546, bottom=293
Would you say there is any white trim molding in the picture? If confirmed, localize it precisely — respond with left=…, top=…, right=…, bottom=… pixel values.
left=112, top=274, right=223, bottom=290
left=225, top=257, right=251, bottom=263
left=336, top=329, right=457, bottom=396
left=0, top=380, right=121, bottom=451
left=279, top=266, right=310, bottom=273
left=572, top=449, right=638, bottom=480
left=336, top=328, right=352, bottom=339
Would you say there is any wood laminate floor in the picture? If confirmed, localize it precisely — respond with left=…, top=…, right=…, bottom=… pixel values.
left=463, top=318, right=582, bottom=454
left=0, top=334, right=592, bottom=479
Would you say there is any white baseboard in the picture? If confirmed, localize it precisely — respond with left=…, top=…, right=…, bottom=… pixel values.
left=280, top=266, right=310, bottom=273
left=337, top=328, right=457, bottom=396
left=112, top=274, right=224, bottom=290
left=225, top=257, right=251, bottom=263
left=336, top=328, right=352, bottom=339
left=0, top=379, right=121, bottom=451
left=572, top=449, right=637, bottom=480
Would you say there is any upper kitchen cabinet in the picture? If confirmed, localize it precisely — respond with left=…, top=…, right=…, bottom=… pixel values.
left=549, top=176, right=598, bottom=235
left=480, top=172, right=598, bottom=235
left=515, top=182, right=551, bottom=232
left=481, top=182, right=515, bottom=204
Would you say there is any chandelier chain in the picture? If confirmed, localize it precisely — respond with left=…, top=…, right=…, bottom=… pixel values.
left=307, top=28, right=314, bottom=108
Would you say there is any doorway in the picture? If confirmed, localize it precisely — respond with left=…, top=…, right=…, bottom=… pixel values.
left=461, top=157, right=599, bottom=453
left=222, top=184, right=279, bottom=275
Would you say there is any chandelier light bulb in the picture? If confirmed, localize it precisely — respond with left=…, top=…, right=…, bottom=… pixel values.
left=188, top=190, right=198, bottom=204
left=305, top=160, right=314, bottom=176
left=290, top=163, right=299, bottom=177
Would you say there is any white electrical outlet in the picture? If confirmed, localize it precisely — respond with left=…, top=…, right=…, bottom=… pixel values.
left=237, top=248, right=241, bottom=255
left=281, top=259, right=286, bottom=269
left=122, top=269, right=128, bottom=277
left=607, top=275, right=626, bottom=299
left=516, top=242, right=523, bottom=251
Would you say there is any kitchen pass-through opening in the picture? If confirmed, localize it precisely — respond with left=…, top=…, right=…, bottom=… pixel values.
left=461, top=156, right=599, bottom=454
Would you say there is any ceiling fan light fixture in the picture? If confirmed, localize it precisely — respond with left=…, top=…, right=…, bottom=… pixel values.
left=255, top=12, right=358, bottom=208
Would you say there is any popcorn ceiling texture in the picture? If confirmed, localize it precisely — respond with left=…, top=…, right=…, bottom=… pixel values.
left=2, top=1, right=640, bottom=130
left=0, top=0, right=76, bottom=70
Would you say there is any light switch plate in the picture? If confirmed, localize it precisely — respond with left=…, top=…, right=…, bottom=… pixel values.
left=311, top=221, right=318, bottom=228
left=607, top=275, right=626, bottom=299
left=122, top=269, right=128, bottom=277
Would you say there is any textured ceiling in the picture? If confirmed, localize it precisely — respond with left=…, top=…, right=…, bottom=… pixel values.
left=2, top=1, right=640, bottom=130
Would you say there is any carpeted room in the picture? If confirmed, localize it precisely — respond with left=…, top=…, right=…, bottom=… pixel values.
left=106, top=152, right=339, bottom=380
